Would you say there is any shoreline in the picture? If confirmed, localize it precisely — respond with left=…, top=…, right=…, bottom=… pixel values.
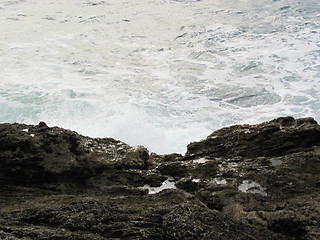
left=0, top=116, right=319, bottom=239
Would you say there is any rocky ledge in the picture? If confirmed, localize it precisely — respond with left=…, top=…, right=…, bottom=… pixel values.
left=0, top=116, right=319, bottom=239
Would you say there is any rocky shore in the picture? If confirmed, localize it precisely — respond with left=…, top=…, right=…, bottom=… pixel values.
left=0, top=116, right=319, bottom=239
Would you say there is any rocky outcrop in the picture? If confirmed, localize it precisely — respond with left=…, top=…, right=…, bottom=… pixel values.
left=0, top=117, right=319, bottom=239
left=186, top=116, right=320, bottom=158
left=0, top=189, right=286, bottom=240
left=160, top=117, right=320, bottom=239
left=0, top=121, right=160, bottom=196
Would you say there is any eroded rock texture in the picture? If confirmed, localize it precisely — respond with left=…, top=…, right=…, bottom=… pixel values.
left=0, top=116, right=319, bottom=239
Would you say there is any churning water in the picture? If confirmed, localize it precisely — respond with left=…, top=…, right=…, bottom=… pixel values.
left=1, top=0, right=319, bottom=154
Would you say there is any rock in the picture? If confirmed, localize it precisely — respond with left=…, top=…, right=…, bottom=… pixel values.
left=177, top=117, right=320, bottom=239
left=163, top=201, right=287, bottom=240
left=186, top=116, right=320, bottom=158
left=0, top=123, right=153, bottom=194
left=0, top=189, right=284, bottom=240
left=0, top=117, right=320, bottom=239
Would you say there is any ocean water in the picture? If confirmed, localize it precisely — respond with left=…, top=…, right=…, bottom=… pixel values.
left=0, top=0, right=319, bottom=154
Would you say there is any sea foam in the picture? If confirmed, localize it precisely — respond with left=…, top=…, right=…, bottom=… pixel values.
left=0, top=0, right=319, bottom=154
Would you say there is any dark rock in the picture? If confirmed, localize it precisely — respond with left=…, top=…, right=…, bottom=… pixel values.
left=179, top=117, right=320, bottom=240
left=0, top=189, right=284, bottom=240
left=0, top=123, right=151, bottom=192
left=163, top=201, right=287, bottom=240
left=0, top=117, right=319, bottom=239
left=186, top=116, right=320, bottom=159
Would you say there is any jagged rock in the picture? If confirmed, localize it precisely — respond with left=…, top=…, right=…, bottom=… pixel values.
left=186, top=116, right=320, bottom=158
left=176, top=117, right=320, bottom=239
left=0, top=122, right=156, bottom=194
left=163, top=201, right=287, bottom=240
left=0, top=189, right=284, bottom=240
left=0, top=117, right=320, bottom=239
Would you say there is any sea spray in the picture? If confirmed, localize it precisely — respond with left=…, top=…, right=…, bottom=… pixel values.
left=1, top=0, right=319, bottom=153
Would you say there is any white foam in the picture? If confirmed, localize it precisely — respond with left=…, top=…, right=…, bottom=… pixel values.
left=0, top=0, right=319, bottom=154
left=142, top=176, right=176, bottom=194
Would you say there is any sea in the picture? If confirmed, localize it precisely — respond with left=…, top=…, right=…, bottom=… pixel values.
left=0, top=0, right=319, bottom=154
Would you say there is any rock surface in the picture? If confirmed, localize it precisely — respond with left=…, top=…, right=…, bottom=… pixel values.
left=0, top=116, right=319, bottom=239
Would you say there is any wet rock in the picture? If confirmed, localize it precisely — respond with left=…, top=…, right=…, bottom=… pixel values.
left=0, top=123, right=151, bottom=193
left=0, top=189, right=283, bottom=240
left=186, top=116, right=320, bottom=158
left=180, top=117, right=320, bottom=239
left=163, top=201, right=287, bottom=240
left=0, top=117, right=320, bottom=239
